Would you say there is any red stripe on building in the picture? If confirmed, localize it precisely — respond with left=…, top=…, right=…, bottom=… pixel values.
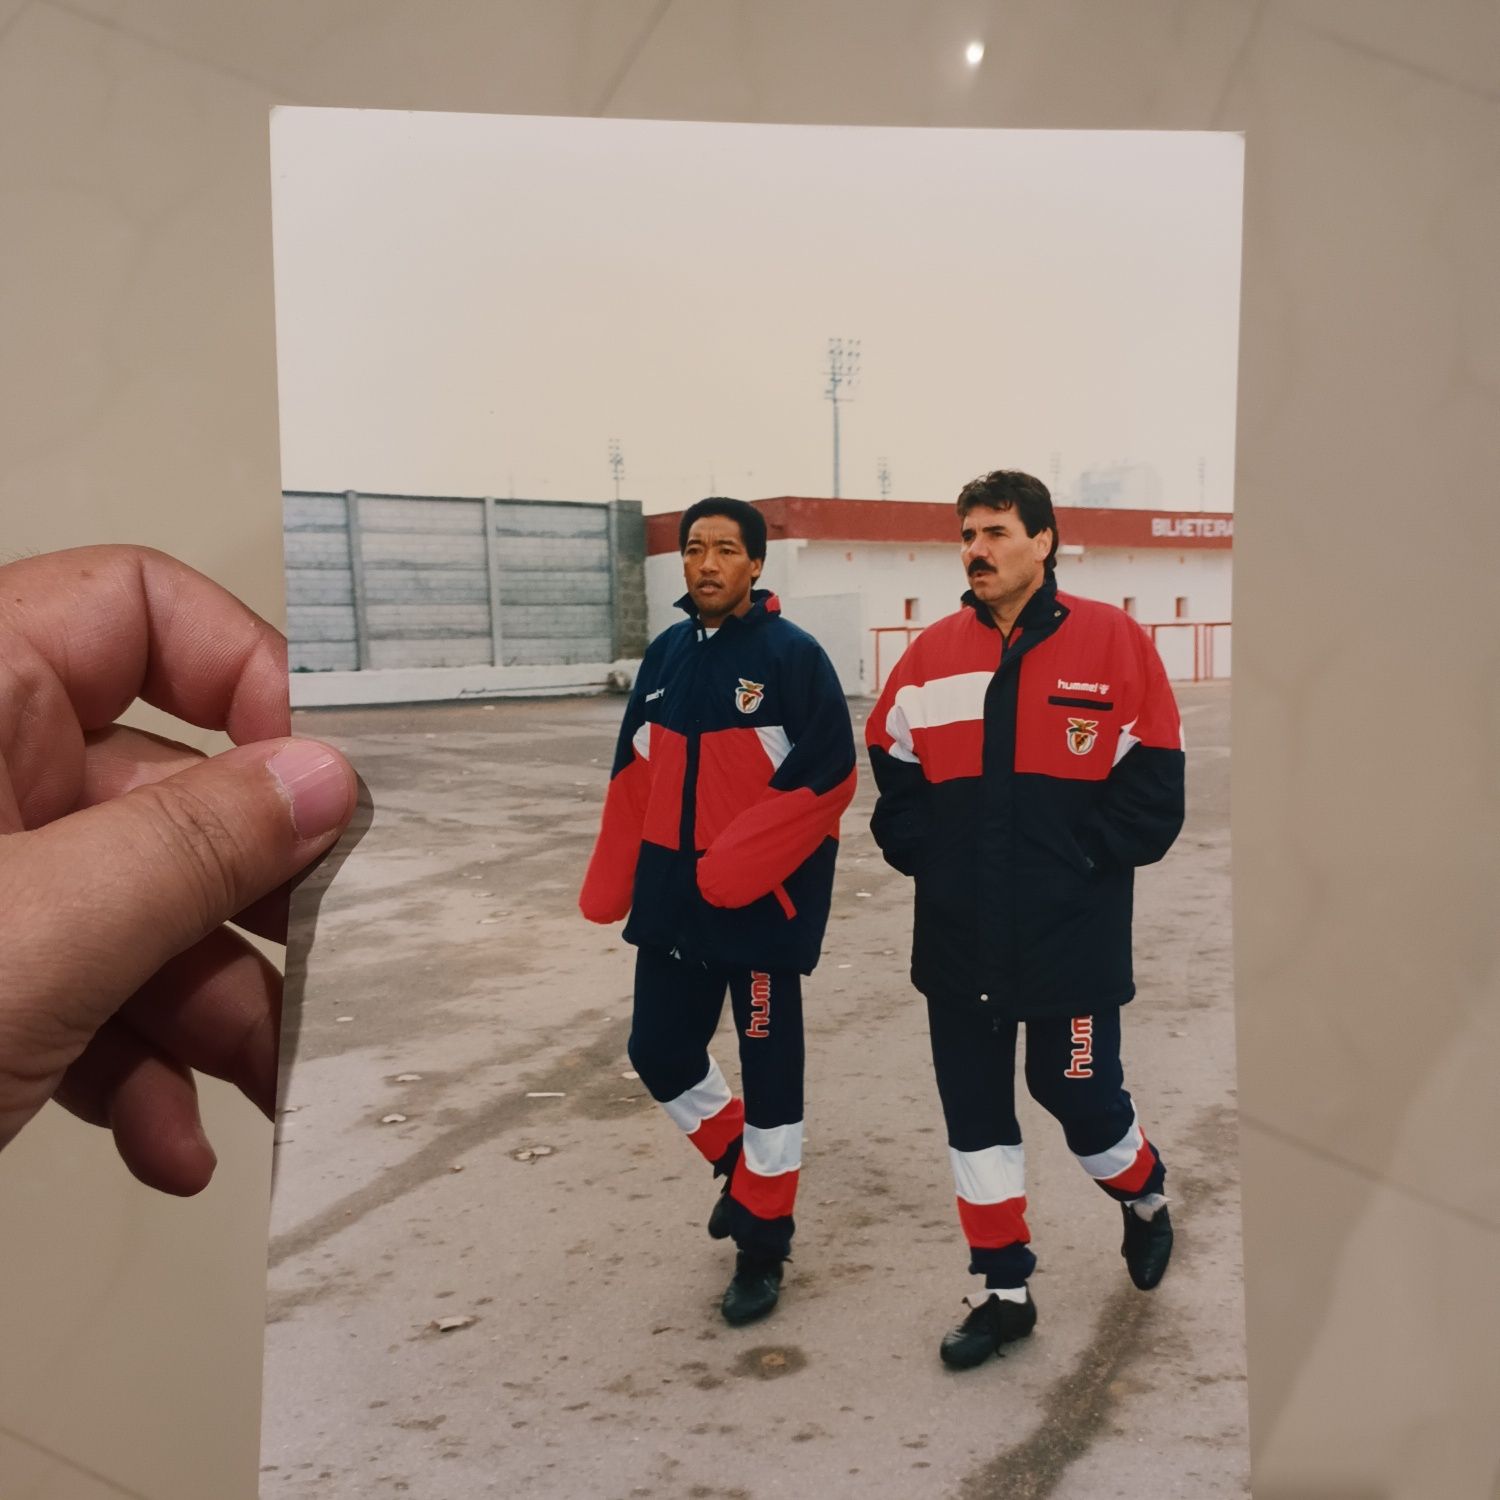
left=687, top=1097, right=745, bottom=1164
left=647, top=498, right=1232, bottom=555
left=731, top=1161, right=800, bottom=1220
left=956, top=1195, right=1032, bottom=1250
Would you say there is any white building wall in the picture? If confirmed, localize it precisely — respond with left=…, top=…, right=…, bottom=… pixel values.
left=1056, top=548, right=1232, bottom=626
left=788, top=541, right=958, bottom=693
left=788, top=540, right=1231, bottom=689
left=645, top=537, right=1231, bottom=692
left=1057, top=547, right=1233, bottom=681
left=645, top=549, right=683, bottom=640
left=794, top=541, right=962, bottom=627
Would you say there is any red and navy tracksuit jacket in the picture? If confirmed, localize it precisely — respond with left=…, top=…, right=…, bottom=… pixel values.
left=866, top=572, right=1185, bottom=1019
left=580, top=591, right=856, bottom=971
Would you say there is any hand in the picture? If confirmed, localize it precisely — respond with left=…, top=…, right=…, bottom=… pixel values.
left=0, top=546, right=356, bottom=1193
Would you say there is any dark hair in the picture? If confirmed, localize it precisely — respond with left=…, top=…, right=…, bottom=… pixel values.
left=955, top=470, right=1059, bottom=569
left=678, top=496, right=767, bottom=563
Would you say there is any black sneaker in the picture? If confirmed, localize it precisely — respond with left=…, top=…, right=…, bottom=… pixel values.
left=938, top=1290, right=1037, bottom=1369
left=1121, top=1202, right=1173, bottom=1290
left=720, top=1251, right=784, bottom=1326
left=707, top=1176, right=734, bottom=1240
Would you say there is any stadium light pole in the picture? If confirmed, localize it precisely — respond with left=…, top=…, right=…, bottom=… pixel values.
left=609, top=438, right=624, bottom=501
left=824, top=337, right=860, bottom=498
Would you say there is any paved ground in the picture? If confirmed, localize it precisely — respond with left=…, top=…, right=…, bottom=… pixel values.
left=262, top=682, right=1245, bottom=1500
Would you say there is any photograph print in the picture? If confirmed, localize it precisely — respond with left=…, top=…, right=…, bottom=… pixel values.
left=264, top=108, right=1245, bottom=1499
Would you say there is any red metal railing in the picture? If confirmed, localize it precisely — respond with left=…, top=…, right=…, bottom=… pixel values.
left=1144, top=620, right=1232, bottom=682
left=871, top=625, right=925, bottom=694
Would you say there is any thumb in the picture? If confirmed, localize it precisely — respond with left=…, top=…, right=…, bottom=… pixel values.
left=0, top=737, right=353, bottom=1095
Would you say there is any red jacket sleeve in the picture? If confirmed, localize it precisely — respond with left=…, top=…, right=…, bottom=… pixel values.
left=578, top=685, right=652, bottom=923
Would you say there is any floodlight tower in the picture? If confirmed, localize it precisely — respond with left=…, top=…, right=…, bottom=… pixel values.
left=877, top=456, right=891, bottom=498
left=609, top=438, right=624, bottom=501
left=824, top=337, right=861, bottom=498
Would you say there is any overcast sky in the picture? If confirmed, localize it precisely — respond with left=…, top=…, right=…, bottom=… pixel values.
left=271, top=110, right=1242, bottom=513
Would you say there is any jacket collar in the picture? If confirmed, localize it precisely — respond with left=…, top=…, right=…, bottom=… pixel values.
left=674, top=587, right=782, bottom=629
left=961, top=570, right=1065, bottom=633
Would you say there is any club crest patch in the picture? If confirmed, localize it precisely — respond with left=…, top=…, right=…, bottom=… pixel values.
left=735, top=678, right=766, bottom=715
left=1066, top=717, right=1099, bottom=755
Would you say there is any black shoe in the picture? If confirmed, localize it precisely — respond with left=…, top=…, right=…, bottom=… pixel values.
left=1121, top=1202, right=1173, bottom=1290
left=708, top=1177, right=734, bottom=1240
left=938, top=1290, right=1037, bottom=1370
left=720, top=1251, right=784, bottom=1326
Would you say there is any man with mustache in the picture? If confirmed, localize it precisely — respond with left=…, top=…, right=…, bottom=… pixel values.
left=866, top=470, right=1185, bottom=1369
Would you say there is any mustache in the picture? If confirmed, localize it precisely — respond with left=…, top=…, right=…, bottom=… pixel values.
left=967, top=562, right=995, bottom=576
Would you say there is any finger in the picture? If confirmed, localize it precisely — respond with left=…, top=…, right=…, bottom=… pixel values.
left=233, top=767, right=372, bottom=944
left=78, top=727, right=302, bottom=943
left=0, top=545, right=289, bottom=747
left=120, top=925, right=282, bottom=1118
left=78, top=724, right=205, bottom=808
left=231, top=885, right=291, bottom=945
left=0, top=634, right=84, bottom=832
left=0, top=737, right=353, bottom=1104
left=53, top=1022, right=216, bottom=1196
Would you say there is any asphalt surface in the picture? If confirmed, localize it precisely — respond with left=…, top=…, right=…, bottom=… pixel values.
left=263, top=682, right=1246, bottom=1499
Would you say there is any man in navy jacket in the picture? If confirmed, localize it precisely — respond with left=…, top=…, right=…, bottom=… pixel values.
left=868, top=470, right=1185, bottom=1370
left=581, top=497, right=855, bottom=1326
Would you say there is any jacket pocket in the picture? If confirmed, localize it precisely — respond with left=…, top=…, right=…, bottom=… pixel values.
left=1073, top=832, right=1099, bottom=874
left=1061, top=830, right=1105, bottom=878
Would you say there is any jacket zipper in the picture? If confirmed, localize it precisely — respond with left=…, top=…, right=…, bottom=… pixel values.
left=984, top=630, right=1020, bottom=1006
left=984, top=619, right=1054, bottom=1007
left=679, top=627, right=707, bottom=859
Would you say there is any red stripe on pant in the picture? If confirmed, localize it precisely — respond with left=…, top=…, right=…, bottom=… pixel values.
left=688, top=1097, right=745, bottom=1164
left=732, top=1161, right=799, bottom=1220
left=1098, top=1137, right=1159, bottom=1197
left=956, top=1195, right=1032, bottom=1250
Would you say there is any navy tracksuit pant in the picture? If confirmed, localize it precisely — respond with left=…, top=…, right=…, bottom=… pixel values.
left=928, top=1001, right=1167, bottom=1288
left=628, top=945, right=804, bottom=1260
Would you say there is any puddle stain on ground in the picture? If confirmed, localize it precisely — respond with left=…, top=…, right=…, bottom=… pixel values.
left=731, top=1345, right=808, bottom=1380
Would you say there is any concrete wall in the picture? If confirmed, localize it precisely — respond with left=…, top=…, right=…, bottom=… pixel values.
left=285, top=491, right=645, bottom=704
left=608, top=502, right=649, bottom=661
